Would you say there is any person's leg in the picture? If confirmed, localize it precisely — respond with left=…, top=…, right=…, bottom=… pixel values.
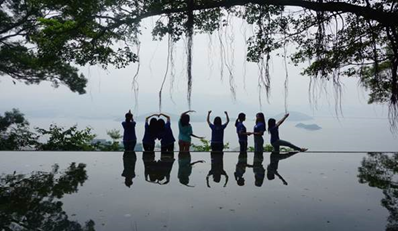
left=254, top=137, right=264, bottom=153
left=277, top=139, right=301, bottom=151
left=168, top=143, right=174, bottom=152
left=131, top=140, right=137, bottom=151
left=271, top=142, right=280, bottom=152
left=180, top=141, right=190, bottom=152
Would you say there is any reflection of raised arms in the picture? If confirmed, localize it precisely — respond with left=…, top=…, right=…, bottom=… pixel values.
left=206, top=173, right=211, bottom=188
left=191, top=160, right=205, bottom=166
left=223, top=171, right=229, bottom=187
left=207, top=111, right=212, bottom=126
left=159, top=113, right=171, bottom=123
left=277, top=113, right=289, bottom=127
left=145, top=113, right=158, bottom=123
left=224, top=111, right=230, bottom=126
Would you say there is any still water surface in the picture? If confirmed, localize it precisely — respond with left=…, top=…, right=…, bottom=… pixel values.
left=0, top=151, right=396, bottom=231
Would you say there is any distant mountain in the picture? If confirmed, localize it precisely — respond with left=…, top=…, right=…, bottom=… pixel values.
left=272, top=111, right=313, bottom=121
left=295, top=123, right=322, bottom=131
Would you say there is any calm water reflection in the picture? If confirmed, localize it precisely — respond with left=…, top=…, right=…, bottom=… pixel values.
left=0, top=151, right=397, bottom=231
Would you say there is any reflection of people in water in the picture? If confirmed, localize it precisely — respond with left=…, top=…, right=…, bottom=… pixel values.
left=178, top=110, right=205, bottom=152
left=268, top=113, right=307, bottom=153
left=207, top=151, right=228, bottom=188
left=267, top=151, right=299, bottom=185
left=157, top=113, right=175, bottom=153
left=234, top=152, right=248, bottom=186
left=235, top=113, right=251, bottom=152
left=142, top=151, right=157, bottom=182
left=142, top=114, right=158, bottom=151
left=207, top=111, right=229, bottom=152
left=178, top=152, right=205, bottom=186
left=251, top=152, right=265, bottom=187
left=122, top=110, right=137, bottom=151
left=121, top=151, right=137, bottom=188
left=156, top=151, right=175, bottom=185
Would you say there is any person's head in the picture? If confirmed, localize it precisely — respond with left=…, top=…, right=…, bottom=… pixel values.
left=149, top=118, right=158, bottom=135
left=268, top=118, right=276, bottom=133
left=124, top=178, right=133, bottom=188
left=237, top=177, right=245, bottom=186
left=255, top=177, right=264, bottom=187
left=125, top=112, right=133, bottom=122
left=235, top=113, right=246, bottom=127
left=214, top=116, right=222, bottom=126
left=213, top=174, right=221, bottom=183
left=179, top=176, right=189, bottom=185
left=157, top=119, right=165, bottom=131
left=267, top=169, right=275, bottom=180
left=180, top=114, right=190, bottom=126
left=256, top=112, right=265, bottom=124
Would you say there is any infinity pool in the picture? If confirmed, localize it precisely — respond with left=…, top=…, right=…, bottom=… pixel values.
left=0, top=151, right=396, bottom=231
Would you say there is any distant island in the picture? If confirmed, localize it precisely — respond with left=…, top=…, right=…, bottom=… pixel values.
left=295, top=123, right=322, bottom=131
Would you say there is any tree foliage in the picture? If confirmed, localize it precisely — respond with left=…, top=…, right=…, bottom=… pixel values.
left=36, top=124, right=96, bottom=151
left=0, top=162, right=95, bottom=231
left=1, top=0, right=398, bottom=122
left=358, top=152, right=398, bottom=231
left=191, top=139, right=229, bottom=151
left=0, top=108, right=38, bottom=150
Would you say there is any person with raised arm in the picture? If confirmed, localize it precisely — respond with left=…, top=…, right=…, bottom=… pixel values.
left=157, top=113, right=175, bottom=153
left=207, top=111, right=229, bottom=152
left=142, top=113, right=158, bottom=151
left=122, top=110, right=137, bottom=151
left=268, top=113, right=308, bottom=152
left=252, top=112, right=266, bottom=153
left=178, top=110, right=204, bottom=152
left=235, top=113, right=251, bottom=152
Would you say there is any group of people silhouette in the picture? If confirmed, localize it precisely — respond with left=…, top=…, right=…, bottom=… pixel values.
left=121, top=109, right=307, bottom=188
left=122, top=150, right=299, bottom=188
left=122, top=109, right=308, bottom=153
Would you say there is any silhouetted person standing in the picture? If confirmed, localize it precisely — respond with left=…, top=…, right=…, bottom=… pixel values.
left=207, top=111, right=229, bottom=152
left=178, top=152, right=204, bottom=187
left=235, top=113, right=251, bottom=152
left=178, top=110, right=204, bottom=152
left=207, top=151, right=228, bottom=188
left=142, top=150, right=157, bottom=183
left=121, top=151, right=137, bottom=188
left=156, top=151, right=175, bottom=185
left=122, top=110, right=137, bottom=151
left=158, top=113, right=175, bottom=153
left=251, top=112, right=266, bottom=153
left=252, top=152, right=265, bottom=187
left=142, top=114, right=158, bottom=151
left=234, top=151, right=248, bottom=186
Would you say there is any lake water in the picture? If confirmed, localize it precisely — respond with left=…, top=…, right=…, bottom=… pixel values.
left=29, top=117, right=398, bottom=151
left=0, top=151, right=397, bottom=231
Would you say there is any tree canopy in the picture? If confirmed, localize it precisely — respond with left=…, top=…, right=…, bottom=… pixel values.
left=1, top=0, right=398, bottom=122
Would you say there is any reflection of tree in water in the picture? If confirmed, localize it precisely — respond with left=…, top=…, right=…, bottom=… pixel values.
left=358, top=152, right=398, bottom=231
left=0, top=163, right=95, bottom=231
